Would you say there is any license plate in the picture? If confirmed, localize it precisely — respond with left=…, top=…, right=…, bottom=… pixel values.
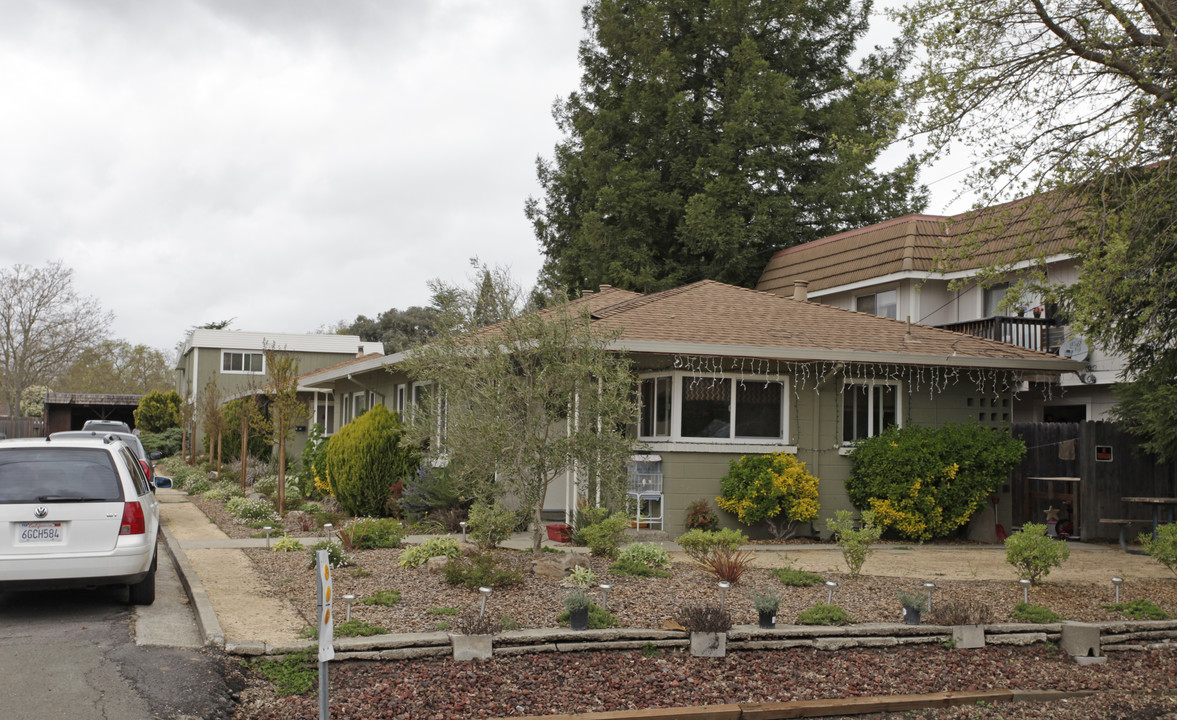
left=18, top=522, right=64, bottom=544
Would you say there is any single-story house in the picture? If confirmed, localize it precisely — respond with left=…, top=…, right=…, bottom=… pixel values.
left=300, top=279, right=1082, bottom=537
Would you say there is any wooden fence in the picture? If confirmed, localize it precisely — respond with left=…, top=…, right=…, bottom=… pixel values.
left=0, top=417, right=42, bottom=439
left=1011, top=421, right=1176, bottom=541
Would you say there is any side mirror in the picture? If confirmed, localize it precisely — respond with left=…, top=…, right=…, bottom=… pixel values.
left=153, top=476, right=173, bottom=490
left=148, top=451, right=163, bottom=461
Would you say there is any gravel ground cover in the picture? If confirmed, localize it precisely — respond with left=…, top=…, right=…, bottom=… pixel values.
left=192, top=495, right=1177, bottom=719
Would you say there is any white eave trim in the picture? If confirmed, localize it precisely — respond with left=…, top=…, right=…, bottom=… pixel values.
left=609, top=340, right=1085, bottom=373
left=299, top=351, right=408, bottom=387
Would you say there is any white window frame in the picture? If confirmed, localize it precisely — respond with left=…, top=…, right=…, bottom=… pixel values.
left=220, top=350, right=265, bottom=374
left=395, top=384, right=406, bottom=417
left=637, top=370, right=790, bottom=450
left=841, top=380, right=902, bottom=447
left=855, top=289, right=898, bottom=319
left=352, top=391, right=369, bottom=420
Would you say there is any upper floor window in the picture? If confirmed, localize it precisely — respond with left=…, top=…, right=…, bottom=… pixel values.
left=639, top=372, right=786, bottom=443
left=222, top=351, right=264, bottom=374
left=855, top=290, right=898, bottom=319
left=983, top=283, right=1009, bottom=317
left=843, top=382, right=899, bottom=444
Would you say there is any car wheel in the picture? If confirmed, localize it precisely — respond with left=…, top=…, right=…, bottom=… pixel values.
left=129, top=561, right=156, bottom=605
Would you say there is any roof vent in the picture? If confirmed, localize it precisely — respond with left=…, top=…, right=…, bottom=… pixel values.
left=792, top=281, right=809, bottom=302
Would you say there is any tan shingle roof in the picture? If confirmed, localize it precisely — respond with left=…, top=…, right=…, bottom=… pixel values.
left=592, top=280, right=1078, bottom=370
left=756, top=193, right=1084, bottom=295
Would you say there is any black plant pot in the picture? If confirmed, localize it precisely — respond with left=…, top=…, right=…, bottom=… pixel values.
left=570, top=607, right=589, bottom=631
left=758, top=610, right=776, bottom=629
left=902, top=606, right=921, bottom=625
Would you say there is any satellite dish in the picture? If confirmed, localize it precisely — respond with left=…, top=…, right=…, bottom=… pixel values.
left=1060, top=337, right=1089, bottom=362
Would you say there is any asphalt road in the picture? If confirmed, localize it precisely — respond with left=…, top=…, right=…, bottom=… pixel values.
left=0, top=545, right=243, bottom=720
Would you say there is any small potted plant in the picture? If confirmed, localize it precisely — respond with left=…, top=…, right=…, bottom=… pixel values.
left=678, top=603, right=733, bottom=657
left=565, top=589, right=591, bottom=631
left=750, top=590, right=780, bottom=629
left=897, top=589, right=928, bottom=626
left=449, top=608, right=501, bottom=661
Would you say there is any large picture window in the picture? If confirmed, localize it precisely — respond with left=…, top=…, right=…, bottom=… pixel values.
left=222, top=351, right=264, bottom=373
left=855, top=290, right=898, bottom=319
left=638, top=372, right=786, bottom=443
left=843, top=382, right=899, bottom=444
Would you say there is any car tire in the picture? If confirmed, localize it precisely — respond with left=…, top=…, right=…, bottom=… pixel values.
left=129, top=557, right=157, bottom=606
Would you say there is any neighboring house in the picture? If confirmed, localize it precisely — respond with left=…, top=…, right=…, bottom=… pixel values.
left=174, top=329, right=383, bottom=449
left=301, top=280, right=1081, bottom=537
left=755, top=193, right=1121, bottom=422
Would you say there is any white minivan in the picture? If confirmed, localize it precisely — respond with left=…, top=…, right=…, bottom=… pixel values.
left=0, top=436, right=171, bottom=604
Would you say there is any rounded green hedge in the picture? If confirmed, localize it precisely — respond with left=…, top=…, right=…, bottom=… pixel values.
left=324, top=406, right=419, bottom=517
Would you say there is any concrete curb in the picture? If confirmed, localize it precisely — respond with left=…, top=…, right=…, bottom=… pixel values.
left=161, top=525, right=225, bottom=648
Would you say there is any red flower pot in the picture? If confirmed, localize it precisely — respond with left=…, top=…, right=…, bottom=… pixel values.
left=546, top=523, right=572, bottom=543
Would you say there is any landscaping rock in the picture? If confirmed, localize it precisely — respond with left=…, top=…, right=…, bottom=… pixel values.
left=532, top=557, right=568, bottom=580
left=426, top=556, right=450, bottom=573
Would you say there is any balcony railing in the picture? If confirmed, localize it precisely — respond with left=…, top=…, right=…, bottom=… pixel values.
left=934, top=315, right=1056, bottom=353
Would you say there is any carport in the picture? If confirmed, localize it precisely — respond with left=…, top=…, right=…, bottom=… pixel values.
left=43, top=392, right=142, bottom=434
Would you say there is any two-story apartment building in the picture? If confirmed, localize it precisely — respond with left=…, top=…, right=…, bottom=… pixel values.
left=756, top=194, right=1121, bottom=422
left=174, top=329, right=383, bottom=449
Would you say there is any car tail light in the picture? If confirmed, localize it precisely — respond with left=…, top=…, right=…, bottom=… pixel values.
left=139, top=459, right=153, bottom=480
left=120, top=502, right=146, bottom=535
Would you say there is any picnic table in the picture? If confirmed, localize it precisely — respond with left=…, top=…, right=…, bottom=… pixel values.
left=1120, top=497, right=1177, bottom=539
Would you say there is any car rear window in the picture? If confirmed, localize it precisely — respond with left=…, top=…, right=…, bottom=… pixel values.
left=0, top=447, right=124, bottom=504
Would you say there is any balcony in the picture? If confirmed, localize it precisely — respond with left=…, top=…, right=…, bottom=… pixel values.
left=934, top=315, right=1057, bottom=353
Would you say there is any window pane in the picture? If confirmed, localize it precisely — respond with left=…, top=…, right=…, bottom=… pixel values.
left=231, top=353, right=243, bottom=371
left=877, top=290, right=898, bottom=319
left=875, top=385, right=897, bottom=432
left=223, top=354, right=232, bottom=371
left=843, top=384, right=869, bottom=443
left=984, top=283, right=1008, bottom=316
left=735, top=381, right=782, bottom=438
left=654, top=376, right=671, bottom=436
left=640, top=379, right=654, bottom=437
left=681, top=377, right=730, bottom=438
left=855, top=294, right=876, bottom=315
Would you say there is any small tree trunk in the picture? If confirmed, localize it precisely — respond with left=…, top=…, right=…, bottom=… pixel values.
left=277, top=430, right=286, bottom=516
left=532, top=502, right=544, bottom=555
left=240, top=411, right=249, bottom=491
left=215, top=433, right=222, bottom=474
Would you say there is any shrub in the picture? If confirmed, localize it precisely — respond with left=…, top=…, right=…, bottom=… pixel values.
left=827, top=510, right=882, bottom=577
left=297, top=423, right=328, bottom=500
left=140, top=427, right=183, bottom=458
left=339, top=518, right=406, bottom=550
left=399, top=537, right=461, bottom=568
left=1005, top=522, right=1069, bottom=585
left=772, top=567, right=824, bottom=587
left=796, top=603, right=852, bottom=626
left=335, top=619, right=387, bottom=637
left=684, top=499, right=719, bottom=531
left=676, top=603, right=732, bottom=633
left=323, top=405, right=419, bottom=517
left=1141, top=523, right=1177, bottom=576
left=897, top=589, right=928, bottom=612
left=750, top=591, right=780, bottom=614
left=203, top=482, right=244, bottom=502
left=846, top=422, right=1026, bottom=541
left=581, top=513, right=629, bottom=558
left=609, top=557, right=671, bottom=578
left=616, top=542, right=672, bottom=569
left=359, top=589, right=402, bottom=607
left=307, top=540, right=352, bottom=568
left=442, top=552, right=524, bottom=590
left=226, top=496, right=279, bottom=523
left=455, top=607, right=503, bottom=636
left=135, top=390, right=183, bottom=432
left=400, top=465, right=470, bottom=521
left=219, top=398, right=273, bottom=460
left=564, top=588, right=591, bottom=612
left=1103, top=599, right=1169, bottom=620
left=676, top=528, right=748, bottom=564
left=557, top=602, right=617, bottom=629
left=700, top=546, right=755, bottom=584
left=467, top=501, right=518, bottom=551
left=562, top=565, right=597, bottom=588
left=570, top=505, right=612, bottom=545
left=271, top=536, right=304, bottom=552
left=1013, top=602, right=1063, bottom=623
left=717, top=452, right=820, bottom=539
left=166, top=463, right=207, bottom=491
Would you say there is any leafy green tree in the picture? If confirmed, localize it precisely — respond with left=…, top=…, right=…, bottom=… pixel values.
left=898, top=0, right=1177, bottom=456
left=323, top=405, right=418, bottom=517
left=134, top=390, right=183, bottom=432
left=334, top=305, right=439, bottom=354
left=716, top=452, right=820, bottom=540
left=399, top=263, right=640, bottom=554
left=219, top=398, right=270, bottom=463
left=19, top=385, right=51, bottom=418
left=528, top=0, right=926, bottom=295
left=58, top=340, right=173, bottom=394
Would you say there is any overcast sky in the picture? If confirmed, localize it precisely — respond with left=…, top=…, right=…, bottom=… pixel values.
left=0, top=1, right=969, bottom=352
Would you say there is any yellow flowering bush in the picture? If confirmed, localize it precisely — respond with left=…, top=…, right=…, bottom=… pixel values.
left=847, top=422, right=1026, bottom=541
left=716, top=452, right=820, bottom=539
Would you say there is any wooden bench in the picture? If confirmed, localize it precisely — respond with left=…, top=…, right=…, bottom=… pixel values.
left=1099, top=519, right=1151, bottom=553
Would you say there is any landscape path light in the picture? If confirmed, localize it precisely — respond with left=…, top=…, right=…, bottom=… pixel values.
left=923, top=582, right=936, bottom=611
left=323, top=523, right=333, bottom=541
left=1019, top=579, right=1031, bottom=604
left=599, top=583, right=612, bottom=612
left=263, top=526, right=274, bottom=549
left=460, top=521, right=468, bottom=542
left=479, top=586, right=492, bottom=619
left=343, top=594, right=356, bottom=622
left=717, top=581, right=731, bottom=612
left=825, top=580, right=838, bottom=605
left=1112, top=577, right=1124, bottom=603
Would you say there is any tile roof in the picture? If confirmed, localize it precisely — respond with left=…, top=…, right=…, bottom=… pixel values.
left=591, top=280, right=1079, bottom=370
left=756, top=192, right=1084, bottom=295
